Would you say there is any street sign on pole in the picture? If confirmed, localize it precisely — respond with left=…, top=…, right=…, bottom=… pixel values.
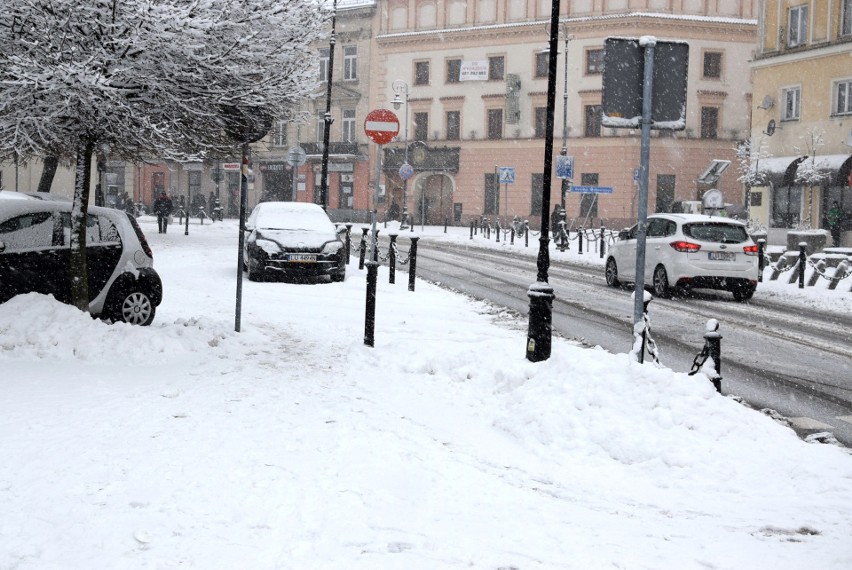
left=498, top=166, right=515, bottom=184
left=556, top=155, right=574, bottom=179
left=399, top=162, right=414, bottom=181
left=286, top=147, right=307, bottom=167
left=364, top=109, right=400, bottom=145
left=570, top=185, right=613, bottom=194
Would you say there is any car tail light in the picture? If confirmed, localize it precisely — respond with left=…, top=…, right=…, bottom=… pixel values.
left=127, top=213, right=153, bottom=259
left=742, top=244, right=759, bottom=256
left=670, top=240, right=701, bottom=252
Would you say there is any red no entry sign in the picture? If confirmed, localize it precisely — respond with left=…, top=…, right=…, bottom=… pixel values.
left=364, top=108, right=400, bottom=145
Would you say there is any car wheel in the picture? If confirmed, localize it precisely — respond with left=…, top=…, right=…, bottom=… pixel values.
left=605, top=257, right=620, bottom=287
left=113, top=289, right=156, bottom=326
left=731, top=282, right=756, bottom=302
left=331, top=269, right=345, bottom=283
left=247, top=261, right=264, bottom=282
left=652, top=265, right=670, bottom=298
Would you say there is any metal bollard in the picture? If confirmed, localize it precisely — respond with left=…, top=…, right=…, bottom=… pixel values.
left=389, top=234, right=397, bottom=284
left=798, top=242, right=807, bottom=289
left=408, top=236, right=419, bottom=292
left=510, top=228, right=515, bottom=245
left=364, top=261, right=378, bottom=347
left=496, top=220, right=501, bottom=243
left=600, top=226, right=606, bottom=259
left=470, top=220, right=474, bottom=239
left=704, top=319, right=722, bottom=393
left=358, top=227, right=369, bottom=270
left=757, top=238, right=765, bottom=282
left=373, top=229, right=380, bottom=262
left=578, top=228, right=584, bottom=255
left=525, top=221, right=529, bottom=247
left=444, top=218, right=448, bottom=233
left=344, top=224, right=353, bottom=265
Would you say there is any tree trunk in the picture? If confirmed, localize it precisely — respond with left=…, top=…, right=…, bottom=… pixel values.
left=69, top=141, right=93, bottom=311
left=36, top=156, right=59, bottom=194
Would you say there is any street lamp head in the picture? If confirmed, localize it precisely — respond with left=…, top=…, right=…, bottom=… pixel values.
left=391, top=93, right=403, bottom=110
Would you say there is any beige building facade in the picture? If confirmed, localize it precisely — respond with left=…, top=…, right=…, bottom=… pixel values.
left=749, top=0, right=852, bottom=245
left=370, top=0, right=758, bottom=230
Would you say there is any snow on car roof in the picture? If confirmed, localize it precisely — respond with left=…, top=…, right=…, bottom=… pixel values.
left=652, top=213, right=747, bottom=225
left=253, top=201, right=335, bottom=232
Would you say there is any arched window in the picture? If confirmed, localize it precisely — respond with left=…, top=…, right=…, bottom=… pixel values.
left=418, top=1, right=437, bottom=28
left=477, top=0, right=496, bottom=23
left=447, top=0, right=466, bottom=25
left=390, top=2, right=408, bottom=30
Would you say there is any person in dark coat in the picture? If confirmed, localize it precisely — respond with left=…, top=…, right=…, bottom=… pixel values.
left=153, top=191, right=173, bottom=234
left=826, top=201, right=844, bottom=247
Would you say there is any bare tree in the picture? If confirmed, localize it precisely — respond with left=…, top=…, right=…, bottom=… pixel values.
left=0, top=0, right=327, bottom=310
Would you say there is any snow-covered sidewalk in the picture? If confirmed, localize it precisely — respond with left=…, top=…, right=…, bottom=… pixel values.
left=1, top=218, right=850, bottom=569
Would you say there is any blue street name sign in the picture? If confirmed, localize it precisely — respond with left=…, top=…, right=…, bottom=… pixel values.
left=571, top=186, right=614, bottom=194
left=556, top=155, right=574, bottom=179
left=498, top=166, right=515, bottom=184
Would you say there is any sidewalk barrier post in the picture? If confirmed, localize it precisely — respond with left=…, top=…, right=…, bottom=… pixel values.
left=798, top=242, right=807, bottom=289
left=511, top=227, right=515, bottom=245
left=757, top=238, right=765, bottom=282
left=373, top=229, right=380, bottom=262
left=344, top=224, right=353, bottom=265
left=364, top=261, right=378, bottom=347
left=525, top=220, right=529, bottom=247
left=444, top=218, right=448, bottom=233
left=389, top=233, right=397, bottom=284
left=408, top=236, right=419, bottom=292
left=578, top=228, right=584, bottom=255
left=600, top=226, right=606, bottom=259
left=705, top=320, right=722, bottom=393
left=470, top=220, right=474, bottom=239
left=358, top=227, right=368, bottom=270
left=496, top=219, right=501, bottom=243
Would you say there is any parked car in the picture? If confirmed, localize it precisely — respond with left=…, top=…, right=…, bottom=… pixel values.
left=0, top=200, right=162, bottom=324
left=605, top=213, right=759, bottom=301
left=243, top=201, right=346, bottom=282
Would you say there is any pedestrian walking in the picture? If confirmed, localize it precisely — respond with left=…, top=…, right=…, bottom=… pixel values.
left=826, top=201, right=844, bottom=247
left=153, top=191, right=173, bottom=234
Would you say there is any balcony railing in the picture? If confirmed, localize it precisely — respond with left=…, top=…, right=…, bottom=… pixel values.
left=382, top=144, right=460, bottom=173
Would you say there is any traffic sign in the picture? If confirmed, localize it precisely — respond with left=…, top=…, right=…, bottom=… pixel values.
left=556, top=155, right=574, bottom=179
left=399, top=162, right=414, bottom=181
left=364, top=108, right=400, bottom=145
left=498, top=166, right=515, bottom=184
left=286, top=147, right=307, bottom=167
left=571, top=186, right=613, bottom=194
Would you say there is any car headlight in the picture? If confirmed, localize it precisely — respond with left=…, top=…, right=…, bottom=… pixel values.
left=321, top=241, right=343, bottom=255
left=255, top=238, right=281, bottom=255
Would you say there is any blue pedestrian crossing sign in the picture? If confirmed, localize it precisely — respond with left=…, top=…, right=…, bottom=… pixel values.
left=556, top=155, right=574, bottom=179
left=498, top=166, right=515, bottom=184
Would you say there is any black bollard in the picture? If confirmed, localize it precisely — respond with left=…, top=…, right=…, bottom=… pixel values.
left=364, top=261, right=378, bottom=347
left=578, top=229, right=584, bottom=255
left=600, top=226, right=606, bottom=259
left=704, top=319, right=722, bottom=393
left=496, top=220, right=501, bottom=243
left=511, top=228, right=515, bottom=245
left=444, top=218, right=448, bottom=233
left=373, top=229, right=380, bottom=262
left=345, top=224, right=353, bottom=265
left=757, top=238, right=765, bottom=282
left=470, top=221, right=474, bottom=240
left=358, top=227, right=369, bottom=270
left=525, top=221, right=529, bottom=247
left=389, top=234, right=397, bottom=284
left=408, top=236, right=419, bottom=292
left=798, top=242, right=807, bottom=289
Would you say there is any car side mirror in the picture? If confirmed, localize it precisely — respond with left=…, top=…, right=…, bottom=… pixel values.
left=618, top=230, right=630, bottom=241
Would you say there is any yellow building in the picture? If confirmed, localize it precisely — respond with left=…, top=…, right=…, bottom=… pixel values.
left=749, top=0, right=852, bottom=246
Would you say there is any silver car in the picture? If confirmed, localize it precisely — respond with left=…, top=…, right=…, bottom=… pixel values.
left=605, top=213, right=759, bottom=301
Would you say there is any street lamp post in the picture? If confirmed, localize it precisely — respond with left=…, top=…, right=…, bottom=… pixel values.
left=318, top=0, right=338, bottom=211
left=391, top=80, right=410, bottom=228
left=526, top=0, right=561, bottom=362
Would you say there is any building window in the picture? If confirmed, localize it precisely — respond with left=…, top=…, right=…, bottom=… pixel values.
left=488, top=56, right=504, bottom=81
left=414, top=112, right=429, bottom=141
left=319, top=48, right=330, bottom=82
left=342, top=109, right=356, bottom=142
left=586, top=49, right=604, bottom=74
left=584, top=105, right=602, bottom=137
left=415, top=61, right=430, bottom=85
left=535, top=51, right=549, bottom=78
left=703, top=52, right=722, bottom=79
left=782, top=86, right=801, bottom=121
left=272, top=120, right=287, bottom=147
left=700, top=107, right=719, bottom=139
left=580, top=173, right=599, bottom=218
left=788, top=5, right=809, bottom=47
left=446, top=111, right=460, bottom=140
left=487, top=108, right=503, bottom=139
left=843, top=0, right=852, bottom=37
left=446, top=59, right=461, bottom=83
left=484, top=173, right=499, bottom=215
left=188, top=171, right=201, bottom=206
left=343, top=46, right=357, bottom=80
left=534, top=107, right=548, bottom=138
left=834, top=80, right=852, bottom=116
left=316, top=113, right=326, bottom=142
left=531, top=173, right=543, bottom=216
left=656, top=174, right=676, bottom=213
left=772, top=186, right=802, bottom=228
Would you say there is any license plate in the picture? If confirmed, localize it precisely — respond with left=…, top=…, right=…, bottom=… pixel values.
left=708, top=251, right=735, bottom=261
left=287, top=254, right=317, bottom=263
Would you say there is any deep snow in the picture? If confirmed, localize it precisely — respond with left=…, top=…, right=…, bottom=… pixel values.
left=1, top=217, right=850, bottom=569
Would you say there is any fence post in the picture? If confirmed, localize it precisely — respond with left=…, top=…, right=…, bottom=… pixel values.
left=389, top=234, right=397, bottom=284
left=496, top=219, right=501, bottom=243
left=358, top=227, right=369, bottom=270
left=704, top=319, right=722, bottom=393
left=344, top=224, right=353, bottom=265
left=373, top=229, right=380, bottom=262
left=600, top=226, right=606, bottom=259
left=408, top=236, right=419, bottom=292
left=757, top=238, right=765, bottom=282
left=798, top=242, right=807, bottom=289
left=470, top=220, right=474, bottom=239
left=578, top=228, right=584, bottom=255
left=525, top=221, right=529, bottom=247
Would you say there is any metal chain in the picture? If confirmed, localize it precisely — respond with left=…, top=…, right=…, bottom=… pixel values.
left=806, top=258, right=852, bottom=282
left=687, top=345, right=710, bottom=376
left=763, top=253, right=798, bottom=274
left=643, top=313, right=662, bottom=366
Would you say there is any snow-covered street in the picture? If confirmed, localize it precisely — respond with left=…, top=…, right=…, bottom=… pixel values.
left=1, top=217, right=851, bottom=569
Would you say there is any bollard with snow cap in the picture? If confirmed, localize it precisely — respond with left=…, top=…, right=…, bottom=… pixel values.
left=703, top=319, right=722, bottom=393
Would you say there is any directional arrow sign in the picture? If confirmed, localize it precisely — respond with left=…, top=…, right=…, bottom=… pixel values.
left=364, top=108, right=400, bottom=145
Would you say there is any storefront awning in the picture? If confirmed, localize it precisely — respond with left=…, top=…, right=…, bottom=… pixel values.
left=751, top=154, right=852, bottom=187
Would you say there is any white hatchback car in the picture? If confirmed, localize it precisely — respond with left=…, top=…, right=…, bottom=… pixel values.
left=605, top=213, right=759, bottom=301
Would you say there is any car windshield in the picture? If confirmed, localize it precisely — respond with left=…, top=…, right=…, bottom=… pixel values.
left=683, top=222, right=749, bottom=243
left=255, top=205, right=334, bottom=233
